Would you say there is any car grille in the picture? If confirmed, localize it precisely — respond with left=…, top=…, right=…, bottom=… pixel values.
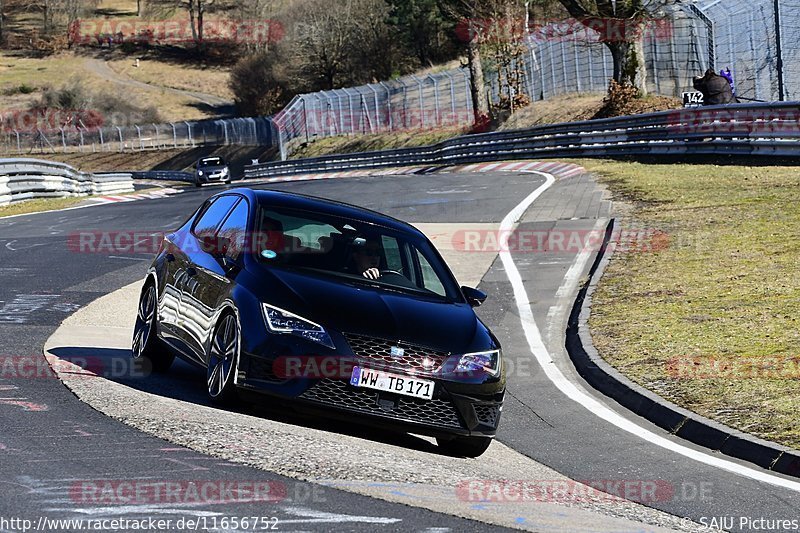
left=474, top=404, right=501, bottom=428
left=343, top=332, right=449, bottom=374
left=300, top=379, right=463, bottom=429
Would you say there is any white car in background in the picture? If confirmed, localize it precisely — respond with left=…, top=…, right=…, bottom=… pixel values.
left=194, top=156, right=231, bottom=186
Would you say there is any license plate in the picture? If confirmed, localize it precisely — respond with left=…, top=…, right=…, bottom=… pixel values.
left=350, top=366, right=434, bottom=400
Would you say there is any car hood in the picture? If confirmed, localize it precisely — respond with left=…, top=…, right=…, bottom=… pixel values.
left=254, top=266, right=485, bottom=354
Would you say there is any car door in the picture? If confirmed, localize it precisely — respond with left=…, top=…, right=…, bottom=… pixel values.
left=174, top=194, right=240, bottom=362
left=157, top=201, right=213, bottom=343
left=189, top=197, right=251, bottom=367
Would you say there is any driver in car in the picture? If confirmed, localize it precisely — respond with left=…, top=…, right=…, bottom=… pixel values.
left=350, top=239, right=382, bottom=280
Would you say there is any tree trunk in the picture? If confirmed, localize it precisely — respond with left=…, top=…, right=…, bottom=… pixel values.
left=188, top=0, right=198, bottom=42
left=604, top=28, right=647, bottom=96
left=198, top=8, right=204, bottom=43
left=467, top=38, right=488, bottom=123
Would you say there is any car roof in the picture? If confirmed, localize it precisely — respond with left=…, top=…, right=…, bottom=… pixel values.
left=219, top=188, right=424, bottom=236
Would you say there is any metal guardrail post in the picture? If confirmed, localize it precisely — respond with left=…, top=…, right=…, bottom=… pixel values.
left=442, top=71, right=457, bottom=126
left=379, top=81, right=393, bottom=130
left=526, top=43, right=536, bottom=98
left=461, top=69, right=472, bottom=116
left=116, top=126, right=123, bottom=152
left=171, top=123, right=177, bottom=148
left=302, top=97, right=309, bottom=143
left=686, top=3, right=715, bottom=71
left=402, top=82, right=409, bottom=129
left=366, top=84, right=381, bottom=131
left=773, top=0, right=786, bottom=101
left=429, top=75, right=441, bottom=126
left=185, top=121, right=194, bottom=147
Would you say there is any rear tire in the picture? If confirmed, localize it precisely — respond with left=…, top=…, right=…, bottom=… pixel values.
left=207, top=313, right=240, bottom=405
left=132, top=283, right=174, bottom=373
left=436, top=436, right=493, bottom=458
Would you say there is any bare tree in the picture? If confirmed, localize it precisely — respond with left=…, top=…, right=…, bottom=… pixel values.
left=149, top=0, right=231, bottom=46
left=556, top=0, right=663, bottom=96
left=285, top=0, right=399, bottom=91
left=439, top=0, right=498, bottom=125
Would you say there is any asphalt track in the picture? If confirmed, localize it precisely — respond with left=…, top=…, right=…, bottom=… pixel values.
left=0, top=169, right=798, bottom=532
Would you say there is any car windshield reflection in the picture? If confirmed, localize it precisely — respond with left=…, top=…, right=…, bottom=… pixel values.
left=253, top=205, right=459, bottom=302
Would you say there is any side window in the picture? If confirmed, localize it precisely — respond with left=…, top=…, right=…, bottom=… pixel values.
left=217, top=199, right=249, bottom=260
left=382, top=236, right=404, bottom=272
left=414, top=248, right=446, bottom=297
left=192, top=196, right=239, bottom=239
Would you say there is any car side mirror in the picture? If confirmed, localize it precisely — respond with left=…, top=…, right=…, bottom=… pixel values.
left=462, top=286, right=487, bottom=307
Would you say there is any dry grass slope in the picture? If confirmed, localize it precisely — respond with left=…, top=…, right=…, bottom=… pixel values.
left=578, top=159, right=800, bottom=450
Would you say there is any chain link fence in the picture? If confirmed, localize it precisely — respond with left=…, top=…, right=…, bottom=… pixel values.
left=272, top=69, right=475, bottom=160
left=500, top=0, right=798, bottom=105
left=0, top=116, right=275, bottom=156
left=689, top=0, right=800, bottom=102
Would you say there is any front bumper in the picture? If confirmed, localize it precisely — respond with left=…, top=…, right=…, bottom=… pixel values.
left=296, top=378, right=503, bottom=438
left=196, top=171, right=229, bottom=183
left=238, top=335, right=504, bottom=438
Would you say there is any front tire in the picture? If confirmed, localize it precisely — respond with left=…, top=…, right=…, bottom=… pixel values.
left=207, top=313, right=239, bottom=405
left=436, top=436, right=493, bottom=458
left=132, top=283, right=174, bottom=373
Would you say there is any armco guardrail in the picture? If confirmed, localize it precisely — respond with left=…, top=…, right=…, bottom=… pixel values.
left=95, top=170, right=194, bottom=182
left=0, top=158, right=134, bottom=206
left=245, top=102, right=800, bottom=179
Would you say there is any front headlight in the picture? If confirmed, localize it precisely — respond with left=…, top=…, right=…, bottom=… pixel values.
left=455, top=350, right=501, bottom=376
left=261, top=303, right=334, bottom=349
left=222, top=168, right=229, bottom=175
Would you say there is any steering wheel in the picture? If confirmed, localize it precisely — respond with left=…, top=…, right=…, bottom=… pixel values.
left=380, top=269, right=404, bottom=277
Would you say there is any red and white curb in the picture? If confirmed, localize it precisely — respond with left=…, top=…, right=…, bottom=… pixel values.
left=451, top=160, right=585, bottom=178
left=90, top=187, right=184, bottom=205
left=246, top=161, right=586, bottom=185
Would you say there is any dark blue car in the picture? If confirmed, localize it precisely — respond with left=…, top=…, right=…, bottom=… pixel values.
left=132, top=188, right=504, bottom=456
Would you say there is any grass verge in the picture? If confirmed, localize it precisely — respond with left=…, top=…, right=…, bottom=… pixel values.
left=289, top=128, right=469, bottom=159
left=0, top=197, right=85, bottom=218
left=575, top=159, right=800, bottom=449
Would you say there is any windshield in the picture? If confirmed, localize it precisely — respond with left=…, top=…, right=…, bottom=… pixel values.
left=199, top=158, right=224, bottom=167
left=254, top=204, right=462, bottom=301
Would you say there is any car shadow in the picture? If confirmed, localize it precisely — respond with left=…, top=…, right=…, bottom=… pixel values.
left=48, top=346, right=445, bottom=456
